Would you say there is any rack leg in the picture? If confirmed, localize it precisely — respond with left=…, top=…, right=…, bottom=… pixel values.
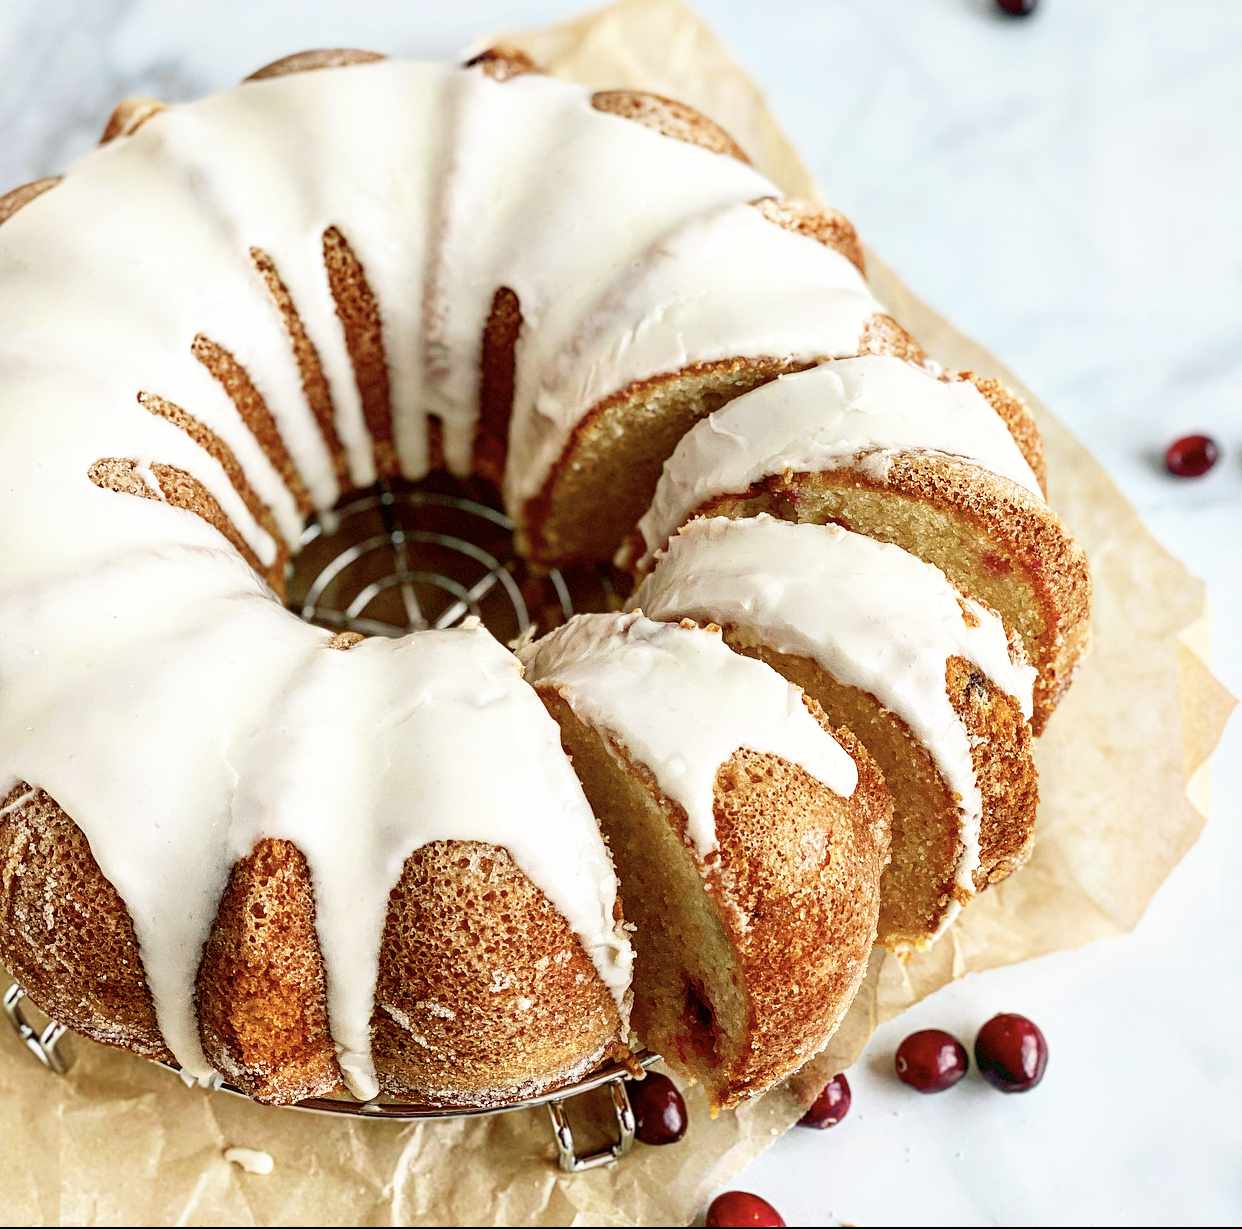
left=546, top=1078, right=637, bottom=1172
left=3, top=983, right=70, bottom=1075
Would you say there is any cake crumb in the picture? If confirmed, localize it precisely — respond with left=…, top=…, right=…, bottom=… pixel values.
left=224, top=1147, right=274, bottom=1175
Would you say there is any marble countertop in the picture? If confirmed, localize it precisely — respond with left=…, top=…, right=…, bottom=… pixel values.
left=2, top=1, right=1238, bottom=1225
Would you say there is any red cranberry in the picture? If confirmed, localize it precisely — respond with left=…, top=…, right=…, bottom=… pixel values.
left=995, top=0, right=1039, bottom=15
left=1165, top=433, right=1220, bottom=477
left=628, top=1071, right=687, bottom=1145
left=975, top=1013, right=1048, bottom=1092
left=895, top=1028, right=968, bottom=1093
left=705, top=1191, right=785, bottom=1228
left=798, top=1072, right=851, bottom=1128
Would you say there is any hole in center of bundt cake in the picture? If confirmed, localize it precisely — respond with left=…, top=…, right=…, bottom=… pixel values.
left=285, top=473, right=627, bottom=644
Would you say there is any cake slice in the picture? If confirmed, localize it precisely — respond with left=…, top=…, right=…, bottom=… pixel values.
left=520, top=612, right=891, bottom=1107
left=511, top=202, right=920, bottom=565
left=631, top=516, right=1038, bottom=953
left=621, top=355, right=1089, bottom=730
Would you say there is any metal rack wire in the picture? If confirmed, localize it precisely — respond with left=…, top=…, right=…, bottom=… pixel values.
left=5, top=982, right=657, bottom=1171
left=288, top=479, right=620, bottom=644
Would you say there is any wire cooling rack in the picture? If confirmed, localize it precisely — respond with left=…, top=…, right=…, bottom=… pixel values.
left=5, top=981, right=657, bottom=1171
left=288, top=476, right=622, bottom=644
left=4, top=478, right=653, bottom=1171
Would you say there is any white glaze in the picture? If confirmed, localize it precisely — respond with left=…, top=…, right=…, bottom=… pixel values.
left=629, top=355, right=1044, bottom=570
left=631, top=516, right=1036, bottom=913
left=424, top=71, right=772, bottom=478
left=520, top=612, right=858, bottom=857
left=231, top=622, right=631, bottom=1099
left=0, top=552, right=630, bottom=1093
left=508, top=202, right=883, bottom=509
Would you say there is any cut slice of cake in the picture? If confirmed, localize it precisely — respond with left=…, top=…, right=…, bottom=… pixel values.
left=621, top=356, right=1089, bottom=730
left=631, top=516, right=1038, bottom=953
left=520, top=611, right=891, bottom=1107
left=511, top=202, right=920, bottom=565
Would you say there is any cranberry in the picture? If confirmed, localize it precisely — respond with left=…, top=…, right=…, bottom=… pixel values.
left=895, top=1028, right=968, bottom=1093
left=1165, top=433, right=1220, bottom=478
left=705, top=1191, right=785, bottom=1228
left=995, top=0, right=1039, bottom=15
left=798, top=1072, right=851, bottom=1128
left=975, top=1013, right=1048, bottom=1092
left=628, top=1071, right=688, bottom=1145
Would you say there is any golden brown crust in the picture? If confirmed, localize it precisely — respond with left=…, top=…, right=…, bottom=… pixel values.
left=591, top=90, right=750, bottom=163
left=86, top=457, right=283, bottom=591
left=474, top=286, right=522, bottom=485
left=425, top=414, right=446, bottom=472
left=136, top=389, right=291, bottom=578
left=371, top=840, right=623, bottom=1106
left=84, top=456, right=160, bottom=502
left=205, top=836, right=625, bottom=1108
left=190, top=334, right=313, bottom=515
left=950, top=657, right=1038, bottom=887
left=961, top=372, right=1048, bottom=495
left=724, top=637, right=957, bottom=949
left=0, top=613, right=621, bottom=1107
left=1, top=781, right=622, bottom=1107
left=0, top=177, right=61, bottom=227
left=0, top=58, right=1069, bottom=1113
left=535, top=684, right=889, bottom=1107
left=704, top=720, right=889, bottom=1101
left=99, top=97, right=165, bottom=144
left=861, top=313, right=926, bottom=364
left=717, top=636, right=1036, bottom=952
left=250, top=246, right=350, bottom=491
left=463, top=47, right=539, bottom=82
left=0, top=785, right=170, bottom=1061
left=244, top=49, right=386, bottom=83
left=197, top=838, right=341, bottom=1103
left=751, top=197, right=865, bottom=275
left=693, top=455, right=1090, bottom=731
left=322, top=225, right=397, bottom=477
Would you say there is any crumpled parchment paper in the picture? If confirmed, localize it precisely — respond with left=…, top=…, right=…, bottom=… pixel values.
left=2, top=1, right=1233, bottom=1224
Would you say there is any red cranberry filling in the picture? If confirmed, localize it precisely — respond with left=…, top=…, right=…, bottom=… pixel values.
left=895, top=1028, right=968, bottom=1093
left=996, top=0, right=1039, bottom=15
left=798, top=1072, right=851, bottom=1128
left=705, top=1190, right=786, bottom=1228
left=975, top=1012, right=1048, bottom=1092
left=628, top=1071, right=688, bottom=1146
left=678, top=976, right=722, bottom=1066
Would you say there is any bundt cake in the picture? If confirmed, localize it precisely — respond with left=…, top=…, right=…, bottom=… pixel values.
left=0, top=45, right=1087, bottom=1110
left=519, top=613, right=891, bottom=1107
left=630, top=516, right=1040, bottom=951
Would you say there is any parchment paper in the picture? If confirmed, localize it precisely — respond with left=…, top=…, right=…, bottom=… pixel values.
left=2, top=1, right=1234, bottom=1224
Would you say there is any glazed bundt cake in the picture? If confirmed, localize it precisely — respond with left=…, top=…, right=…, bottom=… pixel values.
left=520, top=613, right=890, bottom=1107
left=0, top=45, right=1088, bottom=1109
left=630, top=516, right=1040, bottom=951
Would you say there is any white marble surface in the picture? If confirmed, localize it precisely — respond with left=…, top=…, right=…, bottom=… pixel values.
left=1, top=1, right=1238, bottom=1225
